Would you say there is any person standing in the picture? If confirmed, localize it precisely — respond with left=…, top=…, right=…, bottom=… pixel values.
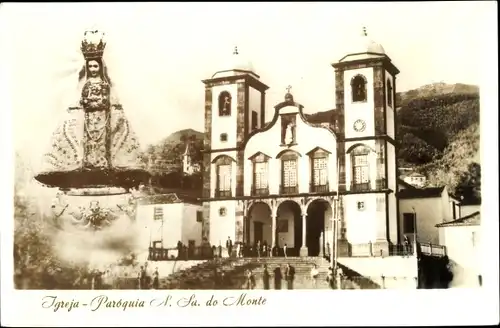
left=236, top=242, right=241, bottom=258
left=403, top=235, right=410, bottom=257
left=152, top=267, right=159, bottom=289
left=262, top=264, right=270, bottom=290
left=336, top=265, right=344, bottom=289
left=285, top=263, right=295, bottom=290
left=246, top=269, right=256, bottom=290
left=327, top=267, right=335, bottom=289
left=283, top=243, right=288, bottom=259
left=226, top=237, right=233, bottom=258
left=256, top=240, right=261, bottom=259
left=310, top=264, right=319, bottom=289
left=273, top=266, right=283, bottom=290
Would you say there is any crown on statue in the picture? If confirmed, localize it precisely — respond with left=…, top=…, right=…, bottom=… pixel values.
left=81, top=29, right=106, bottom=60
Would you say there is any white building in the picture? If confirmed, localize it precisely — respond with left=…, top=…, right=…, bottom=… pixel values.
left=183, top=143, right=201, bottom=176
left=398, top=186, right=461, bottom=244
left=401, top=172, right=426, bottom=188
left=436, top=211, right=481, bottom=287
left=135, top=191, right=203, bottom=260
left=199, top=28, right=400, bottom=257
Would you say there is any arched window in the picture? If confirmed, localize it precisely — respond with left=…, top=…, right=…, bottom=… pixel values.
left=279, top=151, right=299, bottom=194
left=213, top=155, right=233, bottom=197
left=351, top=75, right=367, bottom=103
left=309, top=148, right=329, bottom=192
left=387, top=79, right=393, bottom=107
left=218, top=91, right=231, bottom=116
left=220, top=133, right=228, bottom=142
left=250, top=152, right=270, bottom=196
left=350, top=145, right=371, bottom=191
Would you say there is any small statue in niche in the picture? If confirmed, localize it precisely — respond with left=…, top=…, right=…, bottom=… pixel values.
left=218, top=92, right=232, bottom=116
left=281, top=115, right=297, bottom=145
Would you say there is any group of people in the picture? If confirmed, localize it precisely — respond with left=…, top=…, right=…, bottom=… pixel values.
left=246, top=263, right=297, bottom=290
left=213, top=237, right=293, bottom=259
left=137, top=263, right=160, bottom=289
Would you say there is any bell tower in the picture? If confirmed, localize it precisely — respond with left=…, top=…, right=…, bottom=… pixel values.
left=200, top=47, right=269, bottom=244
left=332, top=27, right=400, bottom=256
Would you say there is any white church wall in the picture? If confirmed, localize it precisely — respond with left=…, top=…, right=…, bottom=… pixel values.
left=244, top=105, right=337, bottom=196
left=209, top=200, right=237, bottom=246
left=387, top=143, right=396, bottom=190
left=343, top=194, right=378, bottom=244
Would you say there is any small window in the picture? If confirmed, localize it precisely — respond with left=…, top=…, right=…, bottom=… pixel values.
left=387, top=79, right=393, bottom=107
left=220, top=133, right=228, bottom=142
left=252, top=110, right=258, bottom=130
left=357, top=201, right=365, bottom=211
left=219, top=207, right=227, bottom=217
left=403, top=213, right=416, bottom=234
left=196, top=210, right=203, bottom=222
left=153, top=206, right=163, bottom=220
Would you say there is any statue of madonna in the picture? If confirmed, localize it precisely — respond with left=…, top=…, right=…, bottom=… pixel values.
left=35, top=30, right=149, bottom=191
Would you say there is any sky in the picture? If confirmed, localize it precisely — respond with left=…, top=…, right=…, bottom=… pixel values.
left=0, top=2, right=494, bottom=172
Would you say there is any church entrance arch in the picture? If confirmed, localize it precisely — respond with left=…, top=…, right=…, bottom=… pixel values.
left=306, top=199, right=332, bottom=257
left=276, top=200, right=302, bottom=256
left=248, top=202, right=272, bottom=250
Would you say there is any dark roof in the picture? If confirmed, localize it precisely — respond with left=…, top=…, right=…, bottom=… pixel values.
left=137, top=193, right=183, bottom=205
left=136, top=186, right=202, bottom=205
left=459, top=197, right=482, bottom=206
left=435, top=211, right=480, bottom=227
left=398, top=186, right=445, bottom=199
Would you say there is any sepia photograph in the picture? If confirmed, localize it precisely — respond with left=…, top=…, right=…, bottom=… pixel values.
left=0, top=1, right=498, bottom=327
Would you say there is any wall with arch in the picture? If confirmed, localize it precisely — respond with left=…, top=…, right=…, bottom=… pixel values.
left=209, top=151, right=237, bottom=198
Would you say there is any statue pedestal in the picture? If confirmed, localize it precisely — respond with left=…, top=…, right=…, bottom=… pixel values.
left=300, top=246, right=309, bottom=257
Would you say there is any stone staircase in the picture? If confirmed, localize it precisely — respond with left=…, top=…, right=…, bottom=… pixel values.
left=161, top=257, right=363, bottom=290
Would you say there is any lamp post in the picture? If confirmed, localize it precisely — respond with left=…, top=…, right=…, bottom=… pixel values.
left=412, top=207, right=417, bottom=254
left=331, top=159, right=340, bottom=276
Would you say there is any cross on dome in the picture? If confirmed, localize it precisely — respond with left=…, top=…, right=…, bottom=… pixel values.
left=286, top=85, right=292, bottom=93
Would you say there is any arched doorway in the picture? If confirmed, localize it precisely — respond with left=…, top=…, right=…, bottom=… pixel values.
left=248, top=202, right=272, bottom=247
left=306, top=199, right=331, bottom=256
left=276, top=200, right=302, bottom=256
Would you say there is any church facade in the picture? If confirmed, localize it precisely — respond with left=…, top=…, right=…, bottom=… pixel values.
left=199, top=30, right=400, bottom=257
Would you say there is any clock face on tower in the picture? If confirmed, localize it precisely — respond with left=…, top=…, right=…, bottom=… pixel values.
left=353, top=119, right=366, bottom=132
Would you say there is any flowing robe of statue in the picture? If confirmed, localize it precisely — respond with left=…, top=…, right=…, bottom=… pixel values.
left=36, top=31, right=148, bottom=191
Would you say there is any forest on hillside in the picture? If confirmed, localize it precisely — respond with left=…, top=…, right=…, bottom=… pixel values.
left=141, top=88, right=481, bottom=201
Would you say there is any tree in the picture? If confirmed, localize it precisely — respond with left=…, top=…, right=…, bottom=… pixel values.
left=13, top=189, right=85, bottom=289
